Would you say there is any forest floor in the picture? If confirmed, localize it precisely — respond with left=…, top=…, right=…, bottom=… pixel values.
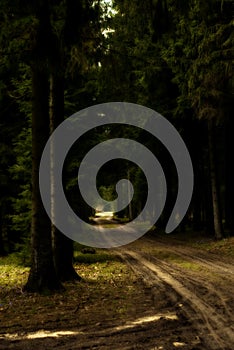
left=0, top=231, right=234, bottom=350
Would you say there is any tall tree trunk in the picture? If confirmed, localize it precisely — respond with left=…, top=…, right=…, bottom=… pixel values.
left=204, top=173, right=214, bottom=234
left=0, top=207, right=7, bottom=256
left=190, top=124, right=204, bottom=231
left=208, top=119, right=223, bottom=240
left=49, top=54, right=81, bottom=282
left=24, top=65, right=62, bottom=293
left=24, top=1, right=62, bottom=293
left=192, top=170, right=203, bottom=231
left=225, top=113, right=234, bottom=234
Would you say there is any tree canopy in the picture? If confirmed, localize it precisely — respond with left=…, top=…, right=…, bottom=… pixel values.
left=0, top=0, right=233, bottom=291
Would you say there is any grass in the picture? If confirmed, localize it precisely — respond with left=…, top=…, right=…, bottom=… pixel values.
left=149, top=250, right=203, bottom=271
left=0, top=247, right=120, bottom=291
left=193, top=236, right=234, bottom=257
left=0, top=254, right=29, bottom=289
left=174, top=261, right=203, bottom=271
left=0, top=250, right=142, bottom=334
left=148, top=229, right=234, bottom=258
left=73, top=249, right=118, bottom=264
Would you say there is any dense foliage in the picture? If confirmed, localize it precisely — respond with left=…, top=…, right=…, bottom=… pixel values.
left=0, top=0, right=233, bottom=290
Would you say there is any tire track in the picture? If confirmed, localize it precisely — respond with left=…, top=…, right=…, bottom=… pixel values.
left=144, top=237, right=234, bottom=320
left=117, top=248, right=234, bottom=350
left=146, top=238, right=234, bottom=276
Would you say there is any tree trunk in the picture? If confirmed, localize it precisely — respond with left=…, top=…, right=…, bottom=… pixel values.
left=49, top=54, right=81, bottom=282
left=24, top=65, right=62, bottom=293
left=204, top=173, right=214, bottom=234
left=0, top=207, right=7, bottom=256
left=24, top=1, right=62, bottom=293
left=192, top=174, right=203, bottom=231
left=191, top=133, right=204, bottom=231
left=225, top=113, right=234, bottom=234
left=208, top=119, right=223, bottom=240
left=54, top=232, right=81, bottom=281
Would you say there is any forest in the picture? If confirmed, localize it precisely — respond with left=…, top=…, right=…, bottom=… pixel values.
left=0, top=0, right=233, bottom=349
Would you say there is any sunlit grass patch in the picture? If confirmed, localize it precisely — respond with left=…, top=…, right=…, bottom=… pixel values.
left=75, top=259, right=129, bottom=283
left=0, top=254, right=29, bottom=289
left=148, top=250, right=203, bottom=271
left=174, top=260, right=202, bottom=271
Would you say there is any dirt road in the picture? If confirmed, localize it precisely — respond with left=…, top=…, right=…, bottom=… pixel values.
left=116, top=236, right=234, bottom=349
left=1, top=235, right=233, bottom=350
